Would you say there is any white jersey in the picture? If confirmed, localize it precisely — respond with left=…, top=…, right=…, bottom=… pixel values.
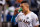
left=15, top=12, right=39, bottom=27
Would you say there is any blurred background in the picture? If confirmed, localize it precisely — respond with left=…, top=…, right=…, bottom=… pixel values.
left=0, top=0, right=40, bottom=27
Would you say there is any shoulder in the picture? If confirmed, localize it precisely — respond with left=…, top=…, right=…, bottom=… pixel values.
left=31, top=12, right=38, bottom=19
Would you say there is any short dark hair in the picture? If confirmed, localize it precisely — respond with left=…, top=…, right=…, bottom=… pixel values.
left=21, top=1, right=28, bottom=4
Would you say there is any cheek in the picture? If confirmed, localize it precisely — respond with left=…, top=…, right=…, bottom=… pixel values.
left=25, top=7, right=28, bottom=10
left=23, top=7, right=25, bottom=10
left=22, top=7, right=27, bottom=11
left=25, top=9, right=28, bottom=11
left=24, top=7, right=27, bottom=10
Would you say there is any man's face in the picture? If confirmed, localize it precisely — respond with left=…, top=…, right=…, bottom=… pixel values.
left=20, top=3, right=29, bottom=12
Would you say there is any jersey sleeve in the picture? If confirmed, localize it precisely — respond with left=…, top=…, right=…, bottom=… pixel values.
left=32, top=14, right=39, bottom=26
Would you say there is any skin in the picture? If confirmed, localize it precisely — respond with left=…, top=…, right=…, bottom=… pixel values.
left=20, top=3, right=39, bottom=27
left=20, top=3, right=31, bottom=15
left=14, top=9, right=18, bottom=15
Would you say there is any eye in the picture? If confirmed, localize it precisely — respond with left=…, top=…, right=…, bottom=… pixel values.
left=21, top=6, right=23, bottom=8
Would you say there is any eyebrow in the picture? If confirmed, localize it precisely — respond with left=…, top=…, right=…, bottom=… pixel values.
left=23, top=3, right=29, bottom=6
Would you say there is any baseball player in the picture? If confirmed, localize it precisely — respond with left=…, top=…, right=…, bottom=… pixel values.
left=15, top=1, right=39, bottom=27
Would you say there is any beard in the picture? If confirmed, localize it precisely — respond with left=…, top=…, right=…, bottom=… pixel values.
left=23, top=11, right=27, bottom=13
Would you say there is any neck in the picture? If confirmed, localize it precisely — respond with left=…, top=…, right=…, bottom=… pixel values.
left=24, top=10, right=31, bottom=15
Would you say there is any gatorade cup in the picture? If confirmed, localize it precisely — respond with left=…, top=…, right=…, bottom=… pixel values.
left=18, top=8, right=23, bottom=12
